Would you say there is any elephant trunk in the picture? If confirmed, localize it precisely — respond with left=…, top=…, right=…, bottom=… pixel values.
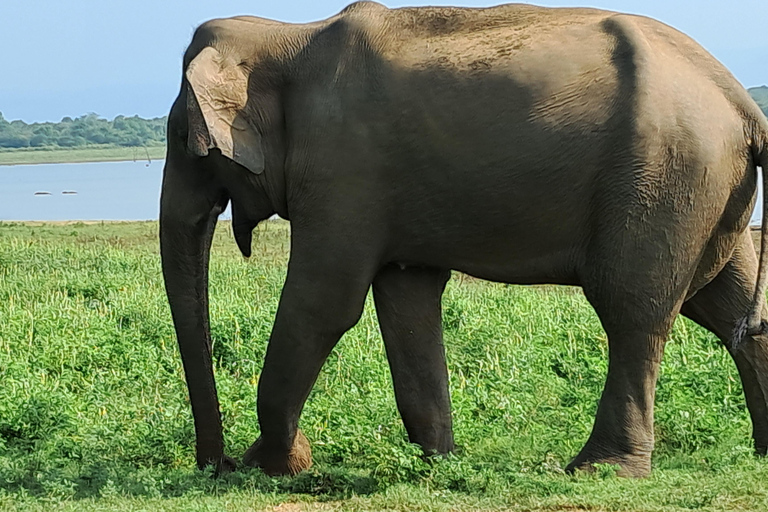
left=160, top=160, right=228, bottom=469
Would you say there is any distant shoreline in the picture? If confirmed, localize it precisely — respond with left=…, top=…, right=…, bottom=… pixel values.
left=0, top=146, right=166, bottom=166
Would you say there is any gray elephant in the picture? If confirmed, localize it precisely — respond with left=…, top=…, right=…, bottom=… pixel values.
left=160, top=1, right=768, bottom=478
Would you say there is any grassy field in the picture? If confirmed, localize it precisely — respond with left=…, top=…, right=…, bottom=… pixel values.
left=0, top=146, right=166, bottom=166
left=0, top=221, right=767, bottom=511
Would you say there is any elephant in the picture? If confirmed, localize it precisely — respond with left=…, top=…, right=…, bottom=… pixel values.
left=160, top=1, right=768, bottom=478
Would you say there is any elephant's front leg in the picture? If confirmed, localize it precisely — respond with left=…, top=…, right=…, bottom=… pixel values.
left=372, top=264, right=454, bottom=454
left=243, top=251, right=374, bottom=475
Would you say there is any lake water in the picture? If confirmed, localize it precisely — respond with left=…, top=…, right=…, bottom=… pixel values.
left=0, top=160, right=763, bottom=224
left=0, top=160, right=166, bottom=221
left=0, top=160, right=231, bottom=222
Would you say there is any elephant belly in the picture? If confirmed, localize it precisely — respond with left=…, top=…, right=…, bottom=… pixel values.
left=452, top=246, right=583, bottom=286
left=390, top=193, right=590, bottom=286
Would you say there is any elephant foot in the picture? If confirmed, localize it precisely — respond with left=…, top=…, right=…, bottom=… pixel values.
left=566, top=445, right=651, bottom=478
left=243, top=429, right=312, bottom=476
left=412, top=430, right=455, bottom=457
left=198, top=454, right=237, bottom=477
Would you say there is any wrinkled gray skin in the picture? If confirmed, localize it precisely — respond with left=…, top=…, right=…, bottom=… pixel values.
left=160, top=1, right=768, bottom=478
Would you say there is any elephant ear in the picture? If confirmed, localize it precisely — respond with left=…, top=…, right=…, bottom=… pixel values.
left=185, top=46, right=265, bottom=174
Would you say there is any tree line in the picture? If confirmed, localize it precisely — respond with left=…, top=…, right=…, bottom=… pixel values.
left=1, top=86, right=766, bottom=151
left=750, top=86, right=768, bottom=118
left=0, top=113, right=166, bottom=150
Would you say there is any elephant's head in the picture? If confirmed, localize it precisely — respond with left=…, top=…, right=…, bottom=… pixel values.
left=164, top=22, right=294, bottom=259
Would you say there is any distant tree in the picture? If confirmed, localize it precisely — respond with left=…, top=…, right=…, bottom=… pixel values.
left=56, top=136, right=78, bottom=147
left=0, top=134, right=30, bottom=148
left=749, top=86, right=768, bottom=118
left=29, top=134, right=49, bottom=147
left=33, top=125, right=54, bottom=136
left=0, top=113, right=167, bottom=149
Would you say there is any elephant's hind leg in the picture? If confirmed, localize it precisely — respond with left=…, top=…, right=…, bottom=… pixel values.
left=565, top=313, right=673, bottom=477
left=681, top=233, right=768, bottom=455
left=372, top=264, right=455, bottom=455
left=569, top=262, right=688, bottom=476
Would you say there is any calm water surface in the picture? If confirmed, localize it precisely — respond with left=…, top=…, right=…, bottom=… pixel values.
left=0, top=160, right=762, bottom=224
left=0, top=160, right=165, bottom=221
left=0, top=160, right=232, bottom=221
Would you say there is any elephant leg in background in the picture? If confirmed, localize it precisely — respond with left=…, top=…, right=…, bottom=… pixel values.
left=372, top=264, right=454, bottom=455
left=243, top=245, right=375, bottom=476
left=681, top=232, right=768, bottom=455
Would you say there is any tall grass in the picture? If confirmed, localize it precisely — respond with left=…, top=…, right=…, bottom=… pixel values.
left=0, top=221, right=766, bottom=511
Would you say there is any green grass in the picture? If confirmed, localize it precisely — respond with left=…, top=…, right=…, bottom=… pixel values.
left=0, top=221, right=767, bottom=511
left=0, top=145, right=166, bottom=166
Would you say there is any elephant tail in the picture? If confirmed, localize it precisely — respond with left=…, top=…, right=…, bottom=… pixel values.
left=734, top=136, right=768, bottom=347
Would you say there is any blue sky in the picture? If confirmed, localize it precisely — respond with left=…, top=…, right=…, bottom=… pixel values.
left=2, top=0, right=767, bottom=123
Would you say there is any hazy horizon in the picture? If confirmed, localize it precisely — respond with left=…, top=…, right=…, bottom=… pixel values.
left=3, top=0, right=767, bottom=123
